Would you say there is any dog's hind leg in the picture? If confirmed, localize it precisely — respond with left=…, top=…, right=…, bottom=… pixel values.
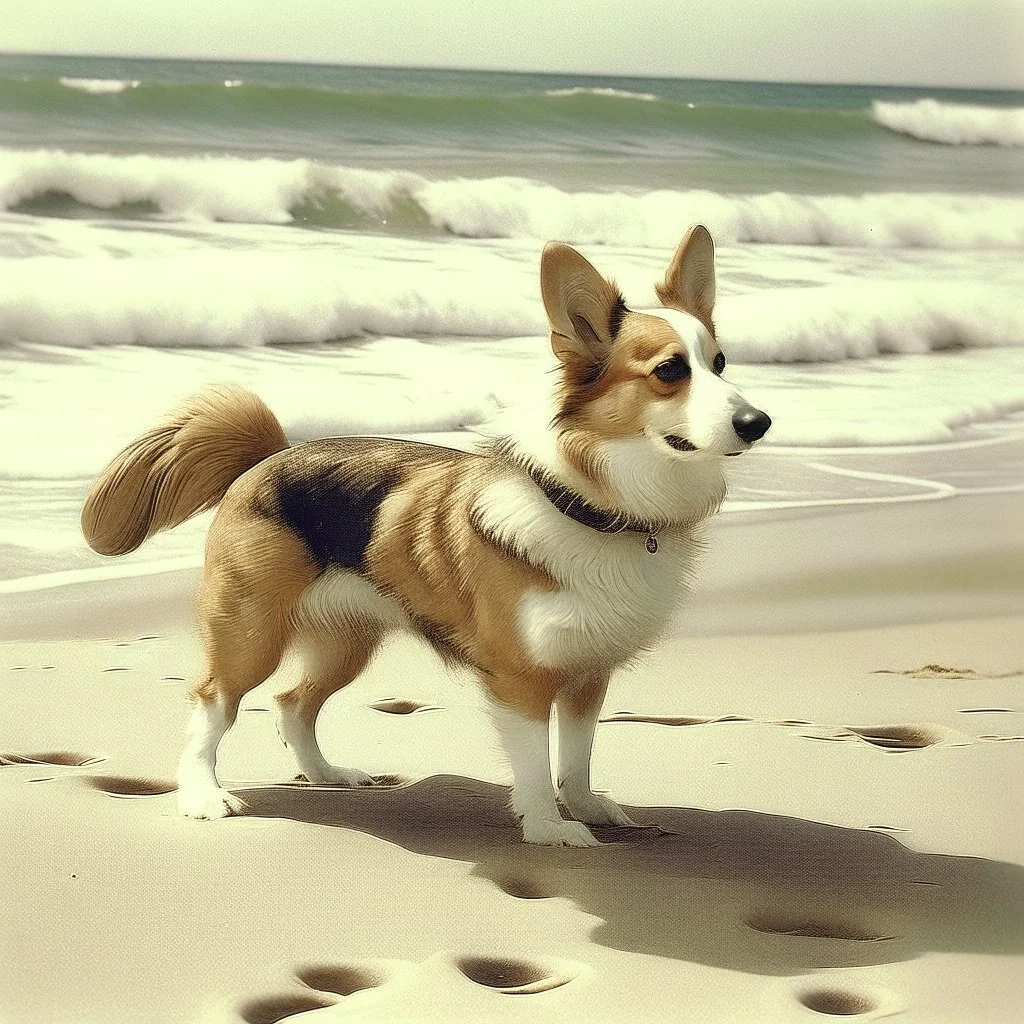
left=179, top=634, right=287, bottom=821
left=555, top=676, right=635, bottom=827
left=275, top=621, right=380, bottom=787
left=178, top=512, right=316, bottom=820
left=179, top=691, right=253, bottom=821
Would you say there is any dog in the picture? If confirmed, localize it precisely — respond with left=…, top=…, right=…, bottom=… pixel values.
left=81, top=226, right=770, bottom=847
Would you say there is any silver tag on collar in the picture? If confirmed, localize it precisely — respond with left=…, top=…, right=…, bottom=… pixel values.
left=645, top=535, right=659, bottom=554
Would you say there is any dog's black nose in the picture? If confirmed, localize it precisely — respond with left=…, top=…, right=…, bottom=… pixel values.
left=732, top=406, right=772, bottom=443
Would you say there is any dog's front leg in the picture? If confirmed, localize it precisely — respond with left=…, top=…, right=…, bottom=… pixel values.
left=555, top=676, right=636, bottom=827
left=488, top=696, right=601, bottom=847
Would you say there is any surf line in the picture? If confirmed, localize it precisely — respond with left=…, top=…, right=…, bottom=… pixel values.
left=722, top=462, right=956, bottom=514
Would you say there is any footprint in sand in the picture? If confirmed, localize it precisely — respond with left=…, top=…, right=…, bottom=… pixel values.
left=368, top=698, right=441, bottom=715
left=803, top=724, right=945, bottom=752
left=797, top=986, right=879, bottom=1016
left=746, top=910, right=898, bottom=943
left=847, top=725, right=944, bottom=751
left=295, top=962, right=387, bottom=997
left=237, top=962, right=388, bottom=1023
left=495, top=875, right=552, bottom=900
left=0, top=751, right=105, bottom=767
left=600, top=711, right=749, bottom=726
left=83, top=775, right=176, bottom=798
left=241, top=956, right=572, bottom=1018
left=455, top=955, right=574, bottom=995
left=237, top=992, right=335, bottom=1024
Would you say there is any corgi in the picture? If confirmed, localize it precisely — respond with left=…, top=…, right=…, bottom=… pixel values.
left=81, top=226, right=770, bottom=847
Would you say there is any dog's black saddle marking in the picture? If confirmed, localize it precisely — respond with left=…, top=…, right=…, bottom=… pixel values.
left=261, top=437, right=467, bottom=572
left=274, top=462, right=396, bottom=572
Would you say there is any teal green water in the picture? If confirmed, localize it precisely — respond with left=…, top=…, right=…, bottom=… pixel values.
left=2, top=54, right=1022, bottom=193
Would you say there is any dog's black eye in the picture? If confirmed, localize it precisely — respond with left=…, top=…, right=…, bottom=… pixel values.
left=713, top=352, right=726, bottom=375
left=653, top=355, right=690, bottom=384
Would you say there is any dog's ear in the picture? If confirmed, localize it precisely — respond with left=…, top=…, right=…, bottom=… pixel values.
left=657, top=225, right=716, bottom=326
left=541, top=242, right=624, bottom=367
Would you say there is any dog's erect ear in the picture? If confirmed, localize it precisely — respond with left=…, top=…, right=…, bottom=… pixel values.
left=656, top=225, right=716, bottom=325
left=541, top=242, right=624, bottom=367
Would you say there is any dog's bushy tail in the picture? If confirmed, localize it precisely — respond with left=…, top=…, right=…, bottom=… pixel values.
left=82, top=386, right=288, bottom=556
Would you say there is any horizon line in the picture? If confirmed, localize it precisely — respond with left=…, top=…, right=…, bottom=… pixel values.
left=2, top=50, right=1023, bottom=94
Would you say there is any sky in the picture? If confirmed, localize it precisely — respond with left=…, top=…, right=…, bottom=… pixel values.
left=2, top=0, right=1023, bottom=89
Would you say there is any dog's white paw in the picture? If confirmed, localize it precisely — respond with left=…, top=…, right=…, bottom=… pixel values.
left=520, top=815, right=602, bottom=847
left=558, top=787, right=636, bottom=827
left=301, top=765, right=375, bottom=787
left=178, top=786, right=245, bottom=820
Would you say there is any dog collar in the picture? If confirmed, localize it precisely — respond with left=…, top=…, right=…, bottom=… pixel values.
left=527, top=468, right=662, bottom=553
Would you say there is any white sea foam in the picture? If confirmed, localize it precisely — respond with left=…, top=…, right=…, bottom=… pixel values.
left=4, top=148, right=1023, bottom=249
left=1, top=249, right=1021, bottom=360
left=872, top=99, right=1024, bottom=147
left=0, top=252, right=541, bottom=348
left=419, top=179, right=1024, bottom=249
left=716, top=282, right=1024, bottom=363
left=1, top=327, right=1022, bottom=485
left=544, top=87, right=659, bottom=102
left=58, top=77, right=141, bottom=96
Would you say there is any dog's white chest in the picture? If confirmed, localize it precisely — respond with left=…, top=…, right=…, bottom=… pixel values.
left=519, top=531, right=695, bottom=670
left=473, top=475, right=704, bottom=672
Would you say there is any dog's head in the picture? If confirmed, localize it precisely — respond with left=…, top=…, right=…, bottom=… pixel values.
left=541, top=226, right=770, bottom=462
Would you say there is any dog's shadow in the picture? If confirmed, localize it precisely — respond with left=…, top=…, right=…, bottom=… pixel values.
left=240, top=775, right=1024, bottom=976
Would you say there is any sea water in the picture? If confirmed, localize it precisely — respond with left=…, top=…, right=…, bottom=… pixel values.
left=0, top=55, right=1022, bottom=584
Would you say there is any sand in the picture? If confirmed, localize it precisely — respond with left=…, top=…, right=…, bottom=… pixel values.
left=2, top=491, right=1023, bottom=1023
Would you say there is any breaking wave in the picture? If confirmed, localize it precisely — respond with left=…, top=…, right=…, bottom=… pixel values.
left=716, top=282, right=1024, bottom=363
left=1, top=251, right=1020, bottom=362
left=3, top=148, right=1023, bottom=249
left=872, top=99, right=1024, bottom=147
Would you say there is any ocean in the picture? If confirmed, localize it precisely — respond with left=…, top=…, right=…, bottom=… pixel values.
left=1, top=54, right=1022, bottom=587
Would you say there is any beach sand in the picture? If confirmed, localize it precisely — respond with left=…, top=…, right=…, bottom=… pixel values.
left=2, top=492, right=1022, bottom=1023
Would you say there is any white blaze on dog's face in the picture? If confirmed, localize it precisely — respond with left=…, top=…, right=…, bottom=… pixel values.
left=540, top=226, right=771, bottom=472
left=640, top=305, right=751, bottom=457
